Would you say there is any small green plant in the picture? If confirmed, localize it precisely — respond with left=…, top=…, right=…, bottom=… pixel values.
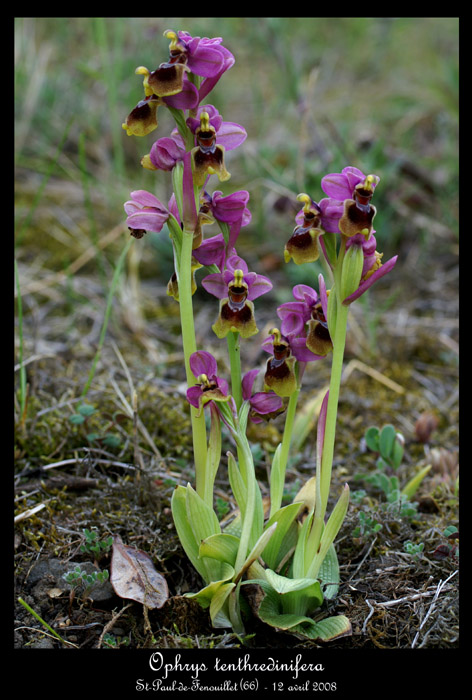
left=352, top=510, right=382, bottom=539
left=80, top=528, right=113, bottom=558
left=68, top=404, right=122, bottom=448
left=364, top=423, right=404, bottom=471
left=69, top=402, right=97, bottom=425
left=350, top=489, right=367, bottom=506
left=356, top=424, right=431, bottom=520
left=102, top=632, right=130, bottom=648
left=403, top=540, right=424, bottom=561
left=63, top=565, right=109, bottom=599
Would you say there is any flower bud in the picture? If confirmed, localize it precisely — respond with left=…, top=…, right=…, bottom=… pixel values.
left=340, top=241, right=364, bottom=302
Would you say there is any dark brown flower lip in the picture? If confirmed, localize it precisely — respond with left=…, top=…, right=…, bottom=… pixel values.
left=129, top=228, right=147, bottom=239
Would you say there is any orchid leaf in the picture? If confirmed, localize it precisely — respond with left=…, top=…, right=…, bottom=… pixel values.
left=185, top=484, right=222, bottom=582
left=210, top=581, right=236, bottom=628
left=245, top=569, right=323, bottom=618
left=292, top=476, right=316, bottom=513
left=269, top=444, right=283, bottom=519
left=292, top=509, right=313, bottom=579
left=234, top=522, right=278, bottom=584
left=185, top=563, right=235, bottom=613
left=391, top=436, right=404, bottom=469
left=185, top=483, right=221, bottom=542
left=198, top=533, right=240, bottom=566
left=306, top=484, right=349, bottom=580
left=203, top=403, right=222, bottom=506
left=250, top=580, right=350, bottom=641
left=227, top=451, right=246, bottom=518
left=265, top=568, right=322, bottom=598
left=171, top=485, right=208, bottom=582
left=261, top=502, right=302, bottom=570
left=318, top=543, right=340, bottom=600
left=223, top=512, right=242, bottom=538
left=291, top=614, right=352, bottom=641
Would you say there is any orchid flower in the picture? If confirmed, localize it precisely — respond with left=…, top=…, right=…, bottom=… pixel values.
left=242, top=369, right=284, bottom=423
left=284, top=194, right=324, bottom=265
left=122, top=72, right=199, bottom=138
left=277, top=276, right=333, bottom=357
left=202, top=255, right=272, bottom=339
left=319, top=166, right=380, bottom=238
left=124, top=190, right=173, bottom=238
left=186, top=351, right=231, bottom=414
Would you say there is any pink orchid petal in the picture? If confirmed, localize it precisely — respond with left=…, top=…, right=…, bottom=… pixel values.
left=128, top=190, right=166, bottom=209
left=187, top=45, right=225, bottom=77
left=126, top=211, right=167, bottom=232
left=163, top=78, right=199, bottom=109
left=214, top=121, right=247, bottom=151
left=211, top=190, right=250, bottom=223
left=186, top=385, right=203, bottom=409
left=246, top=274, right=273, bottom=301
left=193, top=234, right=230, bottom=270
left=189, top=350, right=218, bottom=378
left=290, top=337, right=325, bottom=362
left=242, top=369, right=259, bottom=400
left=226, top=255, right=249, bottom=275
left=279, top=312, right=305, bottom=338
left=201, top=273, right=228, bottom=299
left=250, top=391, right=283, bottom=414
left=292, top=284, right=319, bottom=306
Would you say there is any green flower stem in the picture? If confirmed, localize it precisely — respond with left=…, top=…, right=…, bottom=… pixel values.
left=269, top=381, right=301, bottom=518
left=306, top=238, right=349, bottom=564
left=226, top=331, right=243, bottom=412
left=318, top=238, right=349, bottom=522
left=178, top=226, right=208, bottom=498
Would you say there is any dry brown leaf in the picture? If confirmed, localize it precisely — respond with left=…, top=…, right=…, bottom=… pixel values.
left=110, top=535, right=168, bottom=609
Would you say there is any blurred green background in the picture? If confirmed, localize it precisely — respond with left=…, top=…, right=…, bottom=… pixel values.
left=14, top=16, right=459, bottom=390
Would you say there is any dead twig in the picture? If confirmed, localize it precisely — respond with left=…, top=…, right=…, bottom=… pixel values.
left=96, top=603, right=133, bottom=649
left=411, top=570, right=458, bottom=648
